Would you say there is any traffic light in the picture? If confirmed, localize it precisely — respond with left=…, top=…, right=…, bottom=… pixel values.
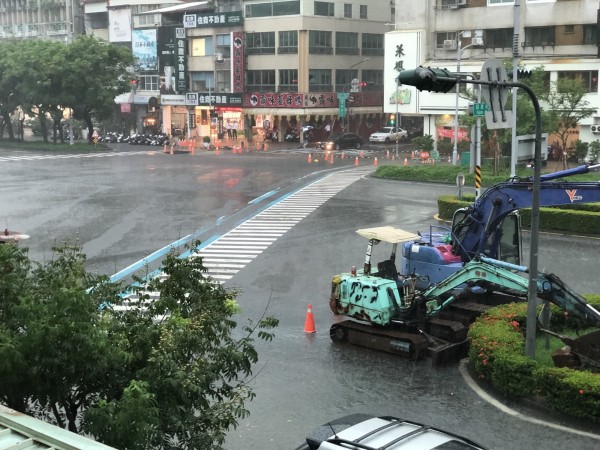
left=397, top=66, right=457, bottom=93
left=389, top=114, right=395, bottom=126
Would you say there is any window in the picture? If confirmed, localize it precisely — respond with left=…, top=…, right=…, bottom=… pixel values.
left=436, top=31, right=457, bottom=49
left=557, top=71, right=599, bottom=93
left=279, top=69, right=298, bottom=92
left=563, top=25, right=575, bottom=34
left=344, top=3, right=352, bottom=18
left=309, top=69, right=332, bottom=92
left=138, top=14, right=158, bottom=26
left=309, top=30, right=333, bottom=54
left=247, top=70, right=276, bottom=92
left=335, top=69, right=358, bottom=92
left=216, top=34, right=231, bottom=59
left=362, top=70, right=383, bottom=90
left=216, top=70, right=231, bottom=92
left=191, top=72, right=215, bottom=91
left=483, top=28, right=513, bottom=49
left=191, top=37, right=214, bottom=57
left=246, top=32, right=276, bottom=55
left=524, top=26, right=555, bottom=46
left=139, top=75, right=159, bottom=91
left=315, top=1, right=334, bottom=16
left=359, top=5, right=367, bottom=19
left=279, top=30, right=298, bottom=54
left=488, top=0, right=514, bottom=4
left=362, top=33, right=384, bottom=56
left=246, top=1, right=300, bottom=17
left=336, top=32, right=359, bottom=55
left=583, top=25, right=597, bottom=45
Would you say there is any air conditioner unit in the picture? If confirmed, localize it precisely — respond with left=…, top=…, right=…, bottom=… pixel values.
left=472, top=37, right=484, bottom=46
left=443, top=39, right=457, bottom=50
left=592, top=125, right=600, bottom=133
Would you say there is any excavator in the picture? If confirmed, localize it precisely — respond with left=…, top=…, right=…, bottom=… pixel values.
left=329, top=227, right=600, bottom=364
left=401, top=163, right=600, bottom=285
left=329, top=164, right=600, bottom=364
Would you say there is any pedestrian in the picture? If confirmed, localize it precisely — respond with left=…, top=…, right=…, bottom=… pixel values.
left=226, top=123, right=232, bottom=139
left=232, top=122, right=238, bottom=139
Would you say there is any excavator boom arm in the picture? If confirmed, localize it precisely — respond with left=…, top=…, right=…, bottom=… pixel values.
left=422, top=256, right=600, bottom=327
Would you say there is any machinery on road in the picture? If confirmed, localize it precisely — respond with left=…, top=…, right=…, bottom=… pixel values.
left=329, top=226, right=600, bottom=364
left=402, top=164, right=600, bottom=286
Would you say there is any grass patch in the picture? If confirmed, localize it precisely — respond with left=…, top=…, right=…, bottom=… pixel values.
left=0, top=139, right=109, bottom=152
left=374, top=164, right=600, bottom=187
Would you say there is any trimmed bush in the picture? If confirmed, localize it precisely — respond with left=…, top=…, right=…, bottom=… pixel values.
left=468, top=299, right=600, bottom=422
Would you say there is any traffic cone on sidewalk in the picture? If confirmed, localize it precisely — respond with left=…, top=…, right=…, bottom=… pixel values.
left=304, top=304, right=316, bottom=333
left=386, top=150, right=390, bottom=159
left=374, top=157, right=378, bottom=166
left=404, top=157, right=408, bottom=166
left=355, top=156, right=359, bottom=166
left=308, top=153, right=312, bottom=164
left=341, top=151, right=345, bottom=159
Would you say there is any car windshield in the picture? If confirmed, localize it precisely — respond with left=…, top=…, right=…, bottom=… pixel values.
left=378, top=128, right=394, bottom=133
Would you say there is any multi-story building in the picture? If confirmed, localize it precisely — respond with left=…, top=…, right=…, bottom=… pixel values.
left=387, top=0, right=600, bottom=151
left=83, top=0, right=391, bottom=142
left=0, top=0, right=83, bottom=41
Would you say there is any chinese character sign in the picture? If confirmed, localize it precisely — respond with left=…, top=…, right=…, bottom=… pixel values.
left=232, top=31, right=244, bottom=93
left=108, top=9, right=132, bottom=43
left=132, top=29, right=157, bottom=71
left=174, top=28, right=187, bottom=94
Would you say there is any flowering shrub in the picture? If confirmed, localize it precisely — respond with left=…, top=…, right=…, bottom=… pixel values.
left=468, top=298, right=600, bottom=422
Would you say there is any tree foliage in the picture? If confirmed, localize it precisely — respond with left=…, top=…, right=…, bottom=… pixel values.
left=0, top=242, right=278, bottom=449
left=0, top=37, right=133, bottom=143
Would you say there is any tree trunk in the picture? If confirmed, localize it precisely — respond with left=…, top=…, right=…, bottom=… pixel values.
left=39, top=114, right=49, bottom=143
left=84, top=112, right=94, bottom=144
left=2, top=111, right=14, bottom=140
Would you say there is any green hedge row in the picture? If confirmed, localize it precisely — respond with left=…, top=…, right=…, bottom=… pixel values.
left=468, top=296, right=600, bottom=422
left=438, top=195, right=600, bottom=235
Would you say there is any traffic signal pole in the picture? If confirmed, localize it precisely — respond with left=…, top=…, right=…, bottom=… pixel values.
left=399, top=67, right=543, bottom=358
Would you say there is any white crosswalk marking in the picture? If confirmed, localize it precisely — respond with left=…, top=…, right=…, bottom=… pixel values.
left=0, top=150, right=158, bottom=162
left=117, top=167, right=373, bottom=308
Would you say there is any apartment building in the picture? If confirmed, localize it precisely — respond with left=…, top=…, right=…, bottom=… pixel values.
left=83, top=0, right=391, bottom=141
left=388, top=0, right=599, bottom=147
left=0, top=0, right=83, bottom=41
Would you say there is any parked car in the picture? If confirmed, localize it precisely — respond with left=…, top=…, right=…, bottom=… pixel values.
left=320, top=133, right=363, bottom=151
left=295, top=414, right=487, bottom=450
left=369, top=126, right=408, bottom=143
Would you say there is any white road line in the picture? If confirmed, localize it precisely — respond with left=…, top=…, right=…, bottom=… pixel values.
left=118, top=167, right=372, bottom=306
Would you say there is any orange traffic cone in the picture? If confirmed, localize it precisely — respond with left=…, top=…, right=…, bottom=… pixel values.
left=215, top=147, right=220, bottom=155
left=355, top=156, right=359, bottom=166
left=324, top=152, right=329, bottom=162
left=304, top=304, right=316, bottom=333
left=374, top=157, right=378, bottom=166
left=360, top=150, right=364, bottom=158
left=404, top=158, right=408, bottom=166
left=341, top=151, right=345, bottom=159
left=386, top=150, right=390, bottom=159
left=308, top=153, right=312, bottom=164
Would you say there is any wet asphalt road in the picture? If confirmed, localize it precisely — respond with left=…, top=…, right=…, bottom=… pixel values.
left=1, top=144, right=600, bottom=450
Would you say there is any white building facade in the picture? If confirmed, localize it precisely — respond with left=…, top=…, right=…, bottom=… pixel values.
left=387, top=0, right=599, bottom=152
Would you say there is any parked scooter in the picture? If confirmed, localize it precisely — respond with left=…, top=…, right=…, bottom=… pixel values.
left=285, top=129, right=300, bottom=142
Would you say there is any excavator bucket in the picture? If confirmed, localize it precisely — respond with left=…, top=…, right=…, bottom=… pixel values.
left=540, top=328, right=600, bottom=370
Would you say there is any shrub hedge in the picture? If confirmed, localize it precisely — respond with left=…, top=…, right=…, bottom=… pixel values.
left=438, top=195, right=600, bottom=235
left=468, top=296, right=600, bottom=422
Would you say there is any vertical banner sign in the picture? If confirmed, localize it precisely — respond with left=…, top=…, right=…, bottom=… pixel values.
left=108, top=8, right=132, bottom=43
left=132, top=29, right=157, bottom=71
left=157, top=26, right=177, bottom=94
left=174, top=28, right=187, bottom=94
left=232, top=31, right=244, bottom=93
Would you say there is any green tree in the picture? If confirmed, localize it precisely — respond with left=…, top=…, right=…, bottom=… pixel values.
left=62, top=36, right=133, bottom=143
left=0, top=242, right=278, bottom=449
left=542, top=77, right=596, bottom=168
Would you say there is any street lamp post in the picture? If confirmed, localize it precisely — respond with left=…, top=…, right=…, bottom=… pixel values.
left=452, top=35, right=477, bottom=166
left=395, top=75, right=400, bottom=158
left=345, top=58, right=370, bottom=132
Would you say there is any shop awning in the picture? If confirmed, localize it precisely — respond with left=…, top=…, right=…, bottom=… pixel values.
left=242, top=106, right=382, bottom=116
left=140, top=1, right=209, bottom=14
left=114, top=92, right=134, bottom=104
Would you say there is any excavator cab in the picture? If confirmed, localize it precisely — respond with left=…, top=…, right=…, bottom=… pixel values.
left=451, top=208, right=522, bottom=264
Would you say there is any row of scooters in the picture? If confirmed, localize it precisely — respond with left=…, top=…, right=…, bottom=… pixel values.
left=100, top=132, right=170, bottom=146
